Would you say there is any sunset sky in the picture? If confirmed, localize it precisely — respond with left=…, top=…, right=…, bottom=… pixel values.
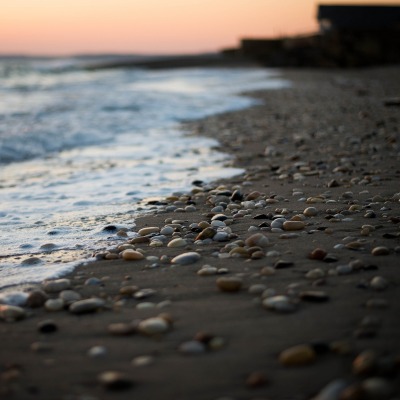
left=1, top=0, right=399, bottom=55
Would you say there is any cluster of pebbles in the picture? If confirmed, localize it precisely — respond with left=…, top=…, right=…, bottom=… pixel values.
left=1, top=68, right=399, bottom=399
left=2, top=179, right=399, bottom=398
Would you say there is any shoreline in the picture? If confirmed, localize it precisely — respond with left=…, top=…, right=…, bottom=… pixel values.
left=1, top=66, right=399, bottom=400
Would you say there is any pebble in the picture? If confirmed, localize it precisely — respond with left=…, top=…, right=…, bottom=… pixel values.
left=353, top=350, right=377, bottom=376
left=311, top=379, right=348, bottom=400
left=270, top=218, right=286, bottom=229
left=303, top=207, right=318, bottom=217
left=171, top=252, right=201, bottom=265
left=85, top=277, right=103, bottom=286
left=132, top=355, right=154, bottom=367
left=119, top=285, right=139, bottom=295
left=0, top=305, right=26, bottom=322
left=274, top=259, right=294, bottom=269
left=98, top=371, right=133, bottom=391
left=59, top=290, right=82, bottom=305
left=196, top=227, right=216, bottom=240
left=138, top=226, right=160, bottom=236
left=216, top=277, right=243, bottom=292
left=370, top=276, right=389, bottom=291
left=299, top=291, right=330, bottom=302
left=45, top=298, right=65, bottom=312
left=167, top=238, right=187, bottom=248
left=42, top=279, right=71, bottom=293
left=309, top=248, right=327, bottom=260
left=122, top=249, right=145, bottom=261
left=278, top=344, right=316, bottom=366
left=108, top=323, right=137, bottom=335
left=88, top=346, right=108, bottom=358
left=26, top=290, right=48, bottom=308
left=371, top=246, right=390, bottom=256
left=138, top=317, right=169, bottom=335
left=213, top=232, right=230, bottom=242
left=262, top=295, right=297, bottom=313
left=37, top=319, right=58, bottom=334
left=0, top=291, right=29, bottom=307
left=305, top=268, right=326, bottom=279
left=160, top=226, right=174, bottom=235
left=179, top=340, right=206, bottom=355
left=283, top=221, right=305, bottom=231
left=245, top=233, right=270, bottom=248
left=69, top=298, right=105, bottom=314
left=197, top=265, right=218, bottom=276
left=248, top=284, right=267, bottom=295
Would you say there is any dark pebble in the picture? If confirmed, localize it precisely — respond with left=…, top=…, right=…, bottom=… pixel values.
left=274, top=260, right=294, bottom=269
left=253, top=214, right=269, bottom=220
left=37, top=320, right=58, bottom=334
left=230, top=190, right=243, bottom=201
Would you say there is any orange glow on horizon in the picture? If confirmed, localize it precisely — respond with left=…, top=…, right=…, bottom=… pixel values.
left=1, top=0, right=399, bottom=55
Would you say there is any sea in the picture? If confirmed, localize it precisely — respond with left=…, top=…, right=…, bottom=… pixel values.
left=0, top=55, right=290, bottom=290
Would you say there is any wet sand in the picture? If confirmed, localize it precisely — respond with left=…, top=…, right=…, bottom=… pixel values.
left=1, top=66, right=400, bottom=400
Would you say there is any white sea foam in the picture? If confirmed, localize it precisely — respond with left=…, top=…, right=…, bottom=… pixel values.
left=0, top=59, right=290, bottom=289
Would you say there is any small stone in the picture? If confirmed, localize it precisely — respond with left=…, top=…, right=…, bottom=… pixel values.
left=279, top=344, right=316, bottom=366
left=59, top=290, right=82, bottom=305
left=309, top=248, right=328, bottom=260
left=132, top=355, right=154, bottom=367
left=216, top=277, right=243, bottom=292
left=138, top=227, right=160, bottom=236
left=274, top=259, right=294, bottom=269
left=262, top=295, right=297, bottom=313
left=283, top=221, right=305, bottom=231
left=69, top=298, right=105, bottom=314
left=42, top=279, right=71, bottom=293
left=122, top=249, right=144, bottom=261
left=119, top=285, right=139, bottom=296
left=197, top=265, right=218, bottom=276
left=88, top=346, right=107, bottom=358
left=311, top=379, right=348, bottom=400
left=248, top=284, right=267, bottom=295
left=327, top=179, right=340, bottom=188
left=0, top=291, right=28, bottom=307
left=26, top=290, right=48, bottom=308
left=134, top=288, right=156, bottom=299
left=300, top=291, right=329, bottom=302
left=244, top=233, right=270, bottom=248
left=138, top=317, right=169, bottom=335
left=160, top=226, right=174, bottom=235
left=0, top=305, right=26, bottom=322
left=98, top=371, right=133, bottom=391
left=108, top=323, right=137, bottom=335
left=179, top=340, right=206, bottom=355
left=370, top=276, right=389, bottom=291
left=371, top=246, right=390, bottom=256
left=196, top=227, right=217, bottom=240
left=303, top=207, right=318, bottom=217
left=306, top=268, right=325, bottom=279
left=45, top=298, right=64, bottom=312
left=167, top=238, right=187, bottom=248
left=37, top=319, right=58, bottom=334
left=245, top=371, right=269, bottom=388
left=353, top=350, right=378, bottom=376
left=171, top=252, right=201, bottom=265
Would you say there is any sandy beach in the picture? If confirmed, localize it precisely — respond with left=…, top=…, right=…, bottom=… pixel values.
left=1, top=66, right=399, bottom=400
